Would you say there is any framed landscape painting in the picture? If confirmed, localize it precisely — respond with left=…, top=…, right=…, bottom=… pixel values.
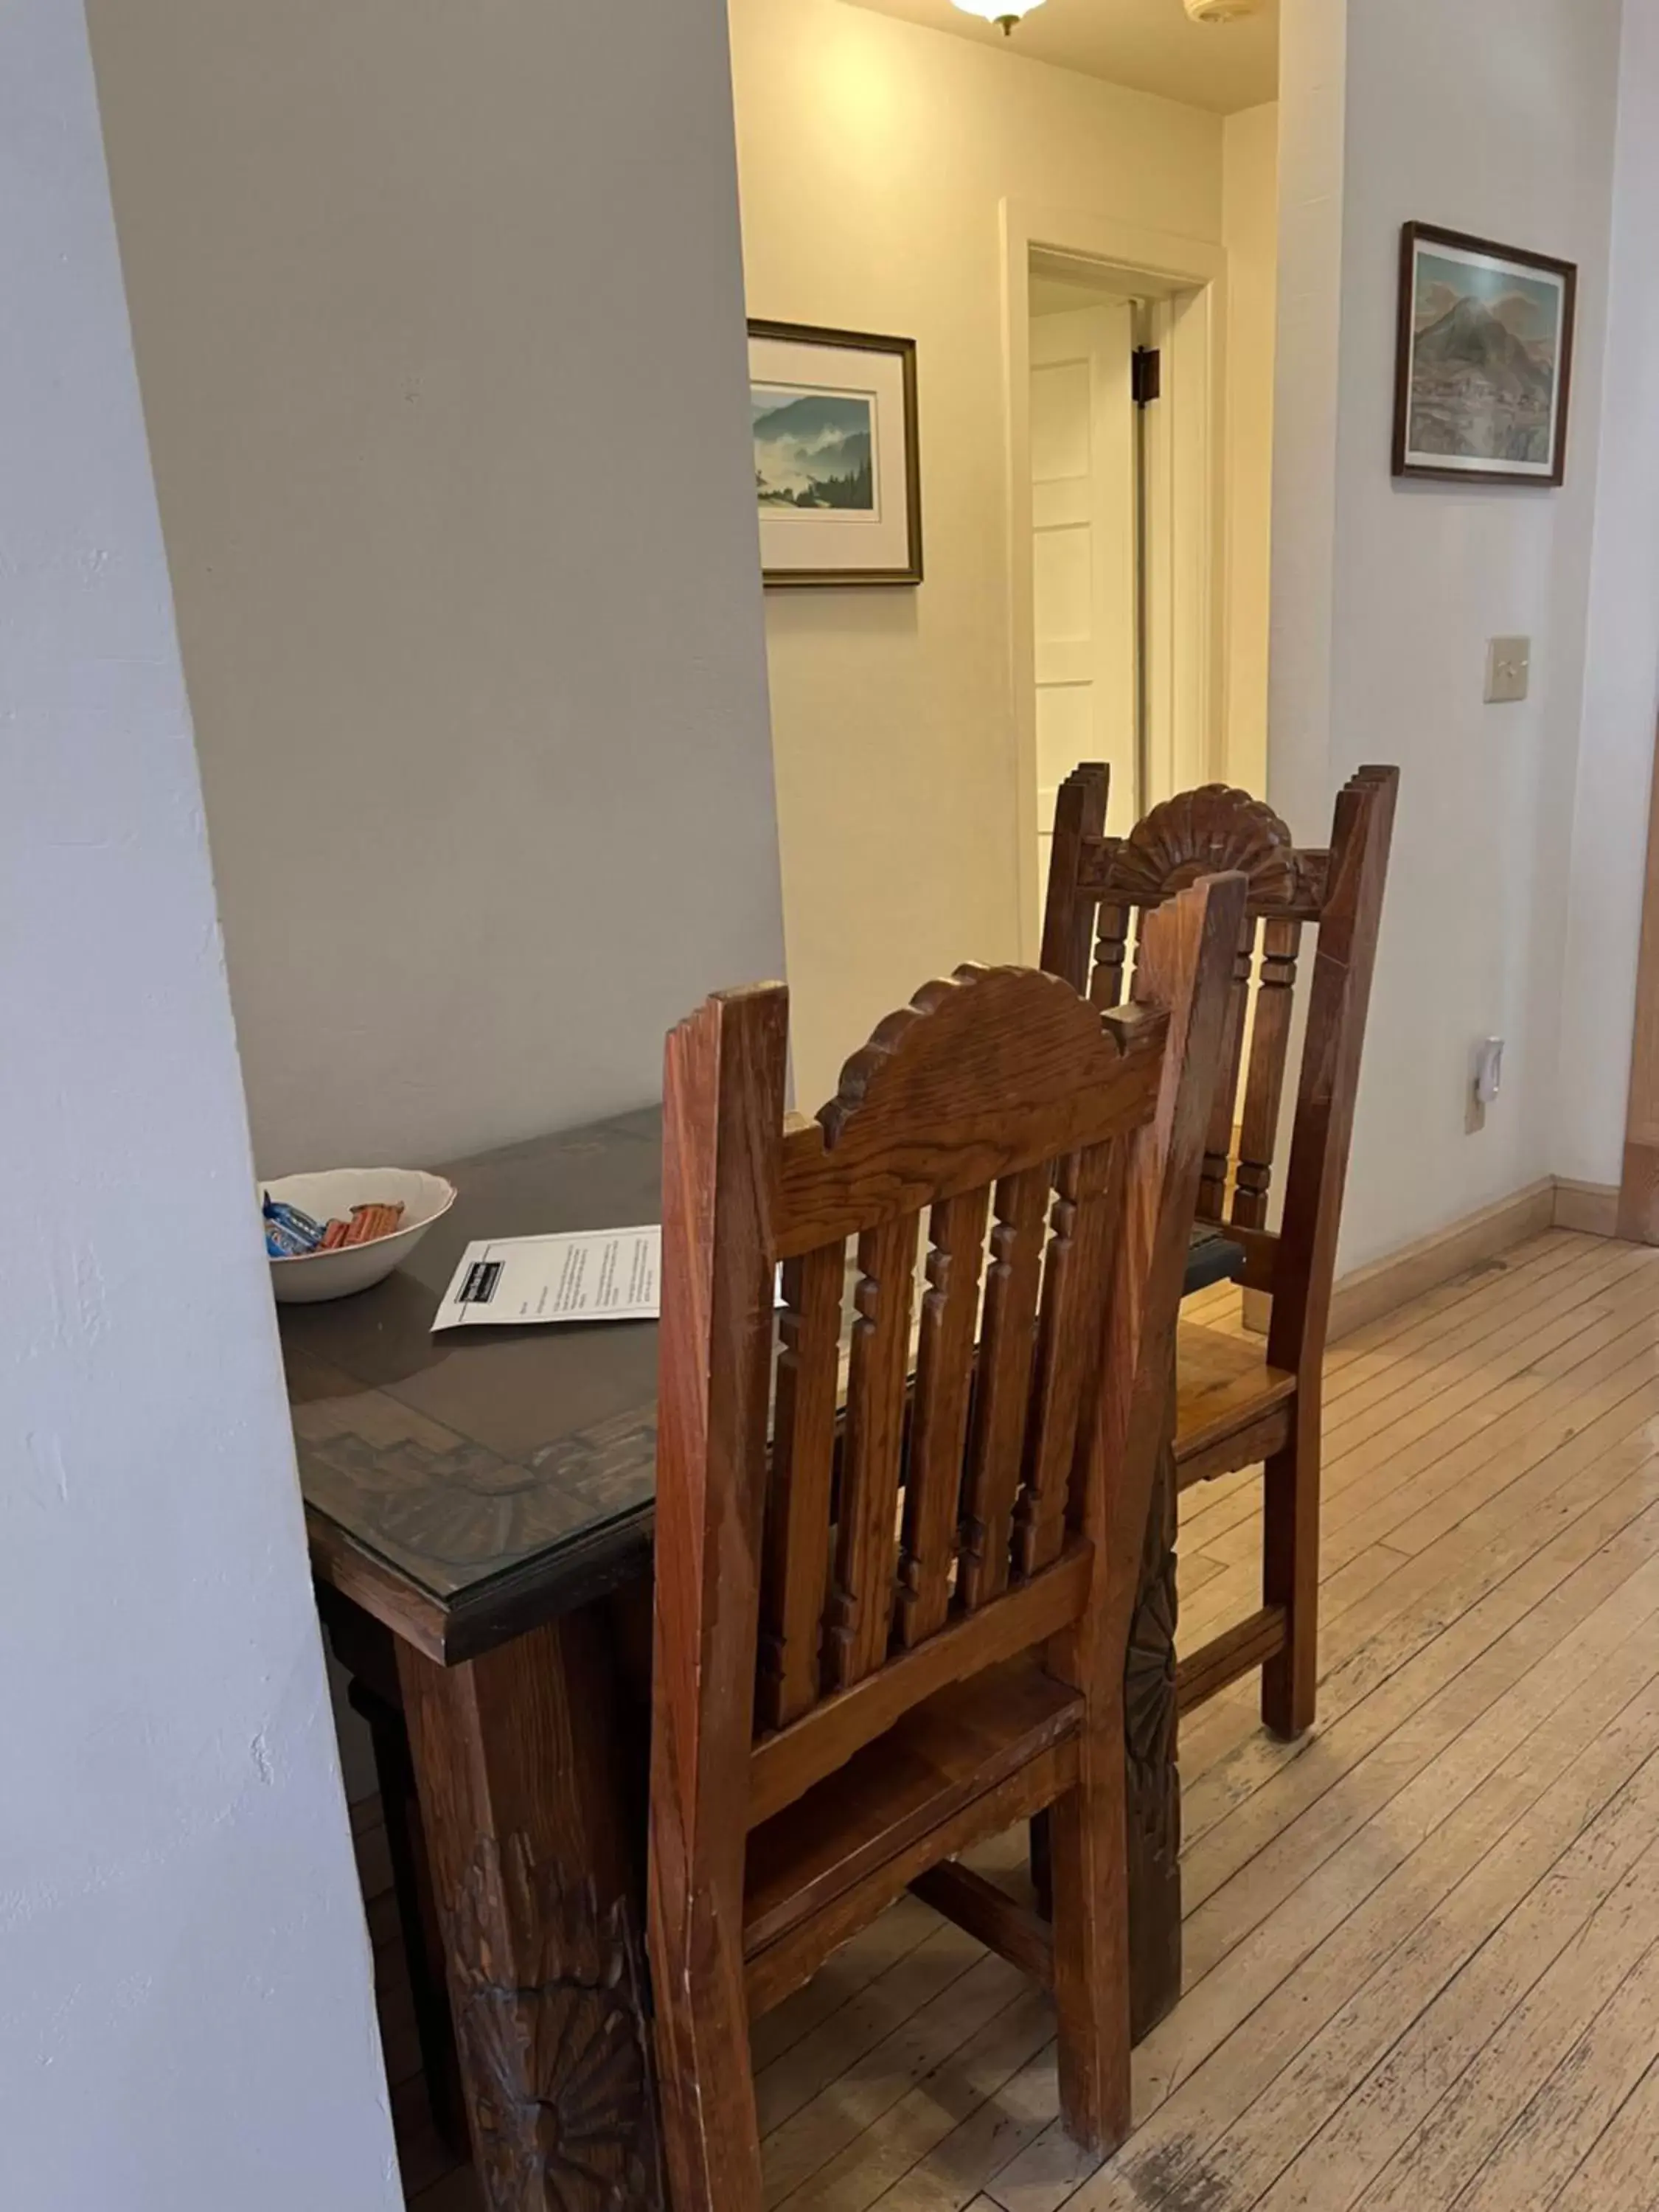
left=1394, top=223, right=1577, bottom=484
left=748, top=321, right=922, bottom=586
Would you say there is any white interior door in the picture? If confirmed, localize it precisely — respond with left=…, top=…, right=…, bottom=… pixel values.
left=1031, top=303, right=1138, bottom=908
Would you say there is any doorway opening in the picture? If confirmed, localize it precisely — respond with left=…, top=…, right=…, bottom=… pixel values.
left=1029, top=263, right=1152, bottom=899
left=1006, top=212, right=1231, bottom=955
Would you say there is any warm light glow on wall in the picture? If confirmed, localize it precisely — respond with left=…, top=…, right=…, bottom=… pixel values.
left=950, top=0, right=1047, bottom=34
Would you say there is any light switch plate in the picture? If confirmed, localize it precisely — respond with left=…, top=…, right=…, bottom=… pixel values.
left=1486, top=636, right=1531, bottom=704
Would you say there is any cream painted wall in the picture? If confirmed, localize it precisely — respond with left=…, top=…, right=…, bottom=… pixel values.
left=1222, top=103, right=1280, bottom=797
left=728, top=0, right=1237, bottom=1106
left=86, top=0, right=785, bottom=1178
left=1273, top=0, right=1631, bottom=1271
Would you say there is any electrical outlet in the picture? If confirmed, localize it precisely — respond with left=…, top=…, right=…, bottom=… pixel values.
left=1475, top=1037, right=1504, bottom=1104
left=1467, top=1037, right=1505, bottom=1134
left=1486, top=637, right=1531, bottom=705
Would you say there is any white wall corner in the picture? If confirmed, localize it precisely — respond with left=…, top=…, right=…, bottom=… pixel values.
left=1552, top=0, right=1659, bottom=1191
left=1265, top=0, right=1348, bottom=838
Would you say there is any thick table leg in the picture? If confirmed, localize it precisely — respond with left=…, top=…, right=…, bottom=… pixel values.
left=397, top=1607, right=665, bottom=2212
left=1122, top=1377, right=1182, bottom=2039
left=349, top=1680, right=469, bottom=2159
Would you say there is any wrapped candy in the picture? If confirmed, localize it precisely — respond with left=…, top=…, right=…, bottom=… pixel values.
left=263, top=1193, right=327, bottom=1258
left=265, top=1193, right=406, bottom=1259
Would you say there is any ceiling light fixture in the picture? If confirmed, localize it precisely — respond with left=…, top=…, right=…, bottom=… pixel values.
left=1184, top=0, right=1264, bottom=20
left=950, top=0, right=1046, bottom=35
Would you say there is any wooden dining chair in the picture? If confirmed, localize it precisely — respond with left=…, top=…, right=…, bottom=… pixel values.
left=647, top=874, right=1245, bottom=2212
left=1041, top=765, right=1398, bottom=1739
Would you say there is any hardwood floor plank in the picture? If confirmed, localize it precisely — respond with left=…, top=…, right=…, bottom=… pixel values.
left=1178, top=1548, right=1231, bottom=1600
left=1019, top=1666, right=1659, bottom=2212
left=1164, top=1537, right=1659, bottom=2073
left=1353, top=1854, right=1659, bottom=2211
left=1175, top=1555, right=1264, bottom=1644
left=762, top=1952, right=1028, bottom=2209
left=1320, top=1239, right=1658, bottom=1445
left=1315, top=1284, right=1650, bottom=1516
left=774, top=1988, right=1054, bottom=2212
left=1179, top=1463, right=1659, bottom=1914
left=1314, top=1236, right=1597, bottom=1413
left=1241, top=1765, right=1659, bottom=2211
left=1180, top=1440, right=1659, bottom=1855
left=1167, top=1243, right=1654, bottom=1568
left=864, top=2037, right=1069, bottom=2212
left=1318, top=1312, right=1659, bottom=1574
left=1179, top=1486, right=1659, bottom=1925
left=1321, top=1234, right=1593, bottom=1381
left=757, top=1919, right=990, bottom=2139
left=990, top=1589, right=1659, bottom=2211
left=1318, top=1240, right=1652, bottom=1444
left=1545, top=2054, right=1659, bottom=2211
left=978, top=2110, right=1103, bottom=2212
left=751, top=1895, right=943, bottom=2073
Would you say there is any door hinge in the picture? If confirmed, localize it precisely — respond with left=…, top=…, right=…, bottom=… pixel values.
left=1133, top=347, right=1162, bottom=406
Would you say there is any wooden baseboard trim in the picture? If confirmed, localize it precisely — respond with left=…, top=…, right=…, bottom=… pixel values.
left=1327, top=1179, right=1559, bottom=1341
left=1554, top=1178, right=1621, bottom=1237
left=1239, top=1177, right=1559, bottom=1344
left=1237, top=1174, right=1635, bottom=1346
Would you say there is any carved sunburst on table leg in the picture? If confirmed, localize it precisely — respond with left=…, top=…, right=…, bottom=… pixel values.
left=1122, top=1427, right=1183, bottom=2039
left=448, top=1835, right=658, bottom=2211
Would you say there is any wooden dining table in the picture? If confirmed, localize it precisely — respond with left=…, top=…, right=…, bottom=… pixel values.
left=288, top=1107, right=1242, bottom=2211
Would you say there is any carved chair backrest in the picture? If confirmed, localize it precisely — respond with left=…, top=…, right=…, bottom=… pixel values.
left=651, top=877, right=1245, bottom=1921
left=1040, top=768, right=1399, bottom=1382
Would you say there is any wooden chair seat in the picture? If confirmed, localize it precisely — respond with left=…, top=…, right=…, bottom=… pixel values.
left=743, top=1658, right=1080, bottom=2014
left=1174, top=1321, right=1295, bottom=1488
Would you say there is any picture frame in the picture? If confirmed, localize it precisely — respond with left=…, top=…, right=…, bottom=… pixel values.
left=748, top=321, right=922, bottom=586
left=1393, top=223, right=1577, bottom=486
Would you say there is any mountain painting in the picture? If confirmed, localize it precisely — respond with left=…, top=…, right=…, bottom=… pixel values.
left=752, top=384, right=877, bottom=514
left=1397, top=228, right=1576, bottom=483
left=748, top=322, right=921, bottom=583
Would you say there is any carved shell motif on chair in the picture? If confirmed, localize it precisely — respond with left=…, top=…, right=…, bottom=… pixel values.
left=814, top=961, right=1149, bottom=1150
left=1104, top=785, right=1320, bottom=910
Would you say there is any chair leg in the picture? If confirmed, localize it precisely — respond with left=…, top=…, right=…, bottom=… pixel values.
left=650, top=1877, right=765, bottom=2212
left=1046, top=1720, right=1133, bottom=2157
left=1261, top=1416, right=1319, bottom=1738
left=1029, top=1809, right=1054, bottom=1920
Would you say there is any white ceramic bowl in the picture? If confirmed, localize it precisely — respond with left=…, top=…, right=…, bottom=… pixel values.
left=265, top=1167, right=457, bottom=1305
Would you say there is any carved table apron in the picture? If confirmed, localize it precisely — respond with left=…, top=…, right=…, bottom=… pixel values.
left=289, top=1107, right=1241, bottom=2208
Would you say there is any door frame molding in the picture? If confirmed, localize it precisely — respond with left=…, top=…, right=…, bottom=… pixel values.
left=1618, top=713, right=1659, bottom=1239
left=1001, top=201, right=1227, bottom=961
left=1029, top=299, right=1138, bottom=906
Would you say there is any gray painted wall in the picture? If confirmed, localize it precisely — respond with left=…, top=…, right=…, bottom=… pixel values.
left=0, top=3, right=399, bottom=2198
